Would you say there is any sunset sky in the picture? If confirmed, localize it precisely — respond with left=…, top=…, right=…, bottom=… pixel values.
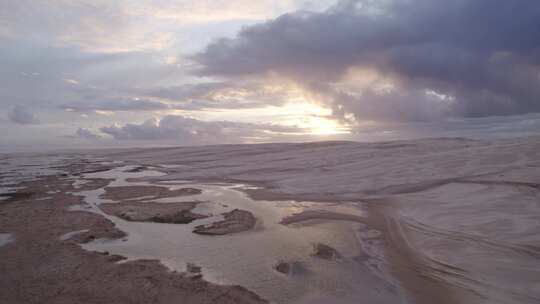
left=2, top=0, right=540, bottom=151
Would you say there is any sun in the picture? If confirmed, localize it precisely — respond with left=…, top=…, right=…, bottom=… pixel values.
left=301, top=116, right=350, bottom=135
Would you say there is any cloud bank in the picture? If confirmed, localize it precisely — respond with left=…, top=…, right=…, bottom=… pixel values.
left=194, top=0, right=540, bottom=122
left=99, top=115, right=303, bottom=144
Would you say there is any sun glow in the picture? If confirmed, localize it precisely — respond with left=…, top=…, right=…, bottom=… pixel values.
left=300, top=115, right=350, bottom=135
left=166, top=84, right=351, bottom=137
left=262, top=101, right=351, bottom=135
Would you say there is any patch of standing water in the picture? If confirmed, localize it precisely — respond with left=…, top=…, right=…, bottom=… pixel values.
left=0, top=233, right=14, bottom=247
left=0, top=154, right=73, bottom=200
left=71, top=165, right=165, bottom=209
left=60, top=229, right=90, bottom=241
left=83, top=165, right=164, bottom=187
left=74, top=165, right=400, bottom=304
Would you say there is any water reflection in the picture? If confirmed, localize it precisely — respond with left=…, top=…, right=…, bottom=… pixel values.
left=75, top=165, right=397, bottom=304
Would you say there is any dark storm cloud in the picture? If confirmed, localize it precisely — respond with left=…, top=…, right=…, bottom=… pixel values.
left=193, top=0, right=540, bottom=121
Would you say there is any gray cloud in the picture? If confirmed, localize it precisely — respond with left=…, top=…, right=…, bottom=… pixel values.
left=352, top=113, right=540, bottom=142
left=61, top=98, right=170, bottom=113
left=145, top=82, right=230, bottom=101
left=193, top=0, right=540, bottom=121
left=0, top=39, right=181, bottom=112
left=8, top=105, right=39, bottom=124
left=142, top=81, right=291, bottom=110
left=100, top=115, right=303, bottom=144
left=76, top=127, right=101, bottom=140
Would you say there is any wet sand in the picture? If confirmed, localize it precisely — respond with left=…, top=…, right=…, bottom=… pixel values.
left=0, top=175, right=266, bottom=304
left=75, top=169, right=392, bottom=303
left=193, top=209, right=256, bottom=235
left=280, top=210, right=365, bottom=225
left=102, top=185, right=202, bottom=201
left=0, top=233, right=14, bottom=247
left=100, top=201, right=208, bottom=224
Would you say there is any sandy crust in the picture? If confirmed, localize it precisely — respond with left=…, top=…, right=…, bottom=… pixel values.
left=102, top=185, right=202, bottom=201
left=280, top=209, right=365, bottom=225
left=193, top=209, right=256, bottom=235
left=312, top=243, right=341, bottom=260
left=100, top=201, right=208, bottom=224
left=0, top=175, right=267, bottom=304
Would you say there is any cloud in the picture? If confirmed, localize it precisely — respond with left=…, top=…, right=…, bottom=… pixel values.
left=351, top=113, right=540, bottom=141
left=193, top=0, right=540, bottom=121
left=142, top=81, right=299, bottom=110
left=126, top=0, right=307, bottom=24
left=145, top=82, right=229, bottom=101
left=76, top=127, right=101, bottom=139
left=100, top=115, right=302, bottom=143
left=0, top=0, right=329, bottom=54
left=0, top=0, right=174, bottom=53
left=8, top=105, right=39, bottom=124
left=60, top=98, right=170, bottom=113
left=0, top=39, right=180, bottom=111
left=3, top=0, right=540, bottom=150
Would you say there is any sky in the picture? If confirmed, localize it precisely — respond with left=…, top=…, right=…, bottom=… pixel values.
left=1, top=0, right=540, bottom=151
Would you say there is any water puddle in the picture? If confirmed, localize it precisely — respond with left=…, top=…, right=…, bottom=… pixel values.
left=73, top=165, right=398, bottom=303
left=0, top=154, right=73, bottom=200
left=0, top=233, right=14, bottom=247
left=60, top=229, right=90, bottom=241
